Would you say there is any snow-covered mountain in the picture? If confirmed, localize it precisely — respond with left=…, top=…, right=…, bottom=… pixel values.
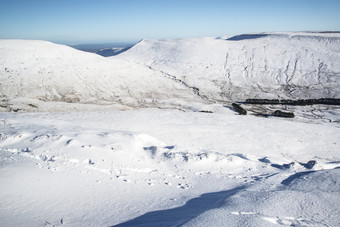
left=1, top=32, right=339, bottom=112
left=1, top=33, right=340, bottom=226
left=117, top=32, right=340, bottom=101
left=96, top=46, right=132, bottom=57
left=0, top=40, right=199, bottom=112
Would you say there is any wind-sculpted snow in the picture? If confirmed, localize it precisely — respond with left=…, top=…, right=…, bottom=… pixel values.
left=1, top=109, right=340, bottom=226
left=0, top=40, right=199, bottom=111
left=117, top=32, right=340, bottom=102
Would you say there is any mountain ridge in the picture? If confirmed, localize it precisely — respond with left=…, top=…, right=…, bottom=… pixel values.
left=0, top=39, right=199, bottom=112
left=1, top=32, right=339, bottom=111
left=116, top=32, right=340, bottom=102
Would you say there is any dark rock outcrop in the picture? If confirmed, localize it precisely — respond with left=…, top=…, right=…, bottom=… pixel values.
left=232, top=103, right=247, bottom=115
left=199, top=110, right=213, bottom=113
left=300, top=160, right=317, bottom=169
left=271, top=110, right=295, bottom=118
left=244, top=98, right=340, bottom=106
left=271, top=162, right=295, bottom=170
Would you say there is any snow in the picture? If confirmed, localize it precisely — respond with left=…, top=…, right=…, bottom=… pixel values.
left=1, top=33, right=340, bottom=226
left=1, top=32, right=340, bottom=112
left=117, top=32, right=340, bottom=102
left=0, top=39, right=199, bottom=112
left=1, top=107, right=340, bottom=226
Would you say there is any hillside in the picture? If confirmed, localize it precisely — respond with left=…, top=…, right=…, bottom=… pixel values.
left=0, top=40, right=199, bottom=112
left=1, top=32, right=340, bottom=112
left=116, top=32, right=340, bottom=102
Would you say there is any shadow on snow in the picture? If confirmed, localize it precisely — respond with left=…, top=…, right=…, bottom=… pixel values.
left=226, top=34, right=268, bottom=41
left=112, top=185, right=246, bottom=227
left=281, top=171, right=315, bottom=186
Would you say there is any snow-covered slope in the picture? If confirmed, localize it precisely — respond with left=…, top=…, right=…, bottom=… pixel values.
left=0, top=40, right=199, bottom=111
left=116, top=32, right=340, bottom=101
left=1, top=108, right=339, bottom=226
left=1, top=33, right=339, bottom=112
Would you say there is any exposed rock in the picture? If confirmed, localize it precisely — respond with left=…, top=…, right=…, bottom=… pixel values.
left=258, top=157, right=271, bottom=163
left=231, top=103, right=247, bottom=115
left=300, top=160, right=317, bottom=169
left=271, top=110, right=295, bottom=118
left=245, top=98, right=340, bottom=106
left=271, top=162, right=295, bottom=170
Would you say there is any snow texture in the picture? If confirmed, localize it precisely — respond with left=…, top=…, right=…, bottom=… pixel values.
left=1, top=32, right=340, bottom=112
left=117, top=32, right=340, bottom=102
left=1, top=108, right=340, bottom=226
left=0, top=32, right=340, bottom=226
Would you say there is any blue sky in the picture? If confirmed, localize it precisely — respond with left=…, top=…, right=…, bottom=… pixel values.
left=1, top=0, right=340, bottom=44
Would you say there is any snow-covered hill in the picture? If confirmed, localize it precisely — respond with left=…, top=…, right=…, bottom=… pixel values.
left=0, top=40, right=199, bottom=112
left=116, top=32, right=340, bottom=101
left=1, top=32, right=339, bottom=112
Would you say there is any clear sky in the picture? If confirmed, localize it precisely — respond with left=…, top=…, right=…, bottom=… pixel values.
left=1, top=0, right=340, bottom=44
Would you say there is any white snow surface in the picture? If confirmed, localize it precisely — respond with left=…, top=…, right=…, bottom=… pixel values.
left=1, top=33, right=340, bottom=226
left=1, top=107, right=340, bottom=226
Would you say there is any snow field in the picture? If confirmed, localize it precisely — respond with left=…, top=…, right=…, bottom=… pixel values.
left=1, top=107, right=340, bottom=226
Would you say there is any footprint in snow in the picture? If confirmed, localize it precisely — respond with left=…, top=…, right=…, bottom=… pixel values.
left=164, top=181, right=172, bottom=186
left=84, top=159, right=94, bottom=165
left=231, top=212, right=311, bottom=226
left=21, top=148, right=31, bottom=153
left=177, top=183, right=190, bottom=189
left=65, top=139, right=73, bottom=146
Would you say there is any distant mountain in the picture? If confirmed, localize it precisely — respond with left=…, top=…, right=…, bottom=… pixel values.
left=70, top=43, right=132, bottom=53
left=0, top=40, right=198, bottom=112
left=96, top=46, right=132, bottom=57
left=117, top=32, right=340, bottom=102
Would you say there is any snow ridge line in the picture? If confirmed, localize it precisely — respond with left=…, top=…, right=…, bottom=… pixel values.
left=263, top=45, right=268, bottom=71
left=317, top=62, right=324, bottom=87
left=145, top=65, right=208, bottom=100
left=287, top=58, right=298, bottom=84
left=224, top=53, right=232, bottom=86
left=256, top=83, right=267, bottom=94
left=275, top=69, right=282, bottom=84
left=284, top=60, right=291, bottom=85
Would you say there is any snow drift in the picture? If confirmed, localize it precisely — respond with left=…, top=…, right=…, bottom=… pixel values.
left=1, top=108, right=340, bottom=226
